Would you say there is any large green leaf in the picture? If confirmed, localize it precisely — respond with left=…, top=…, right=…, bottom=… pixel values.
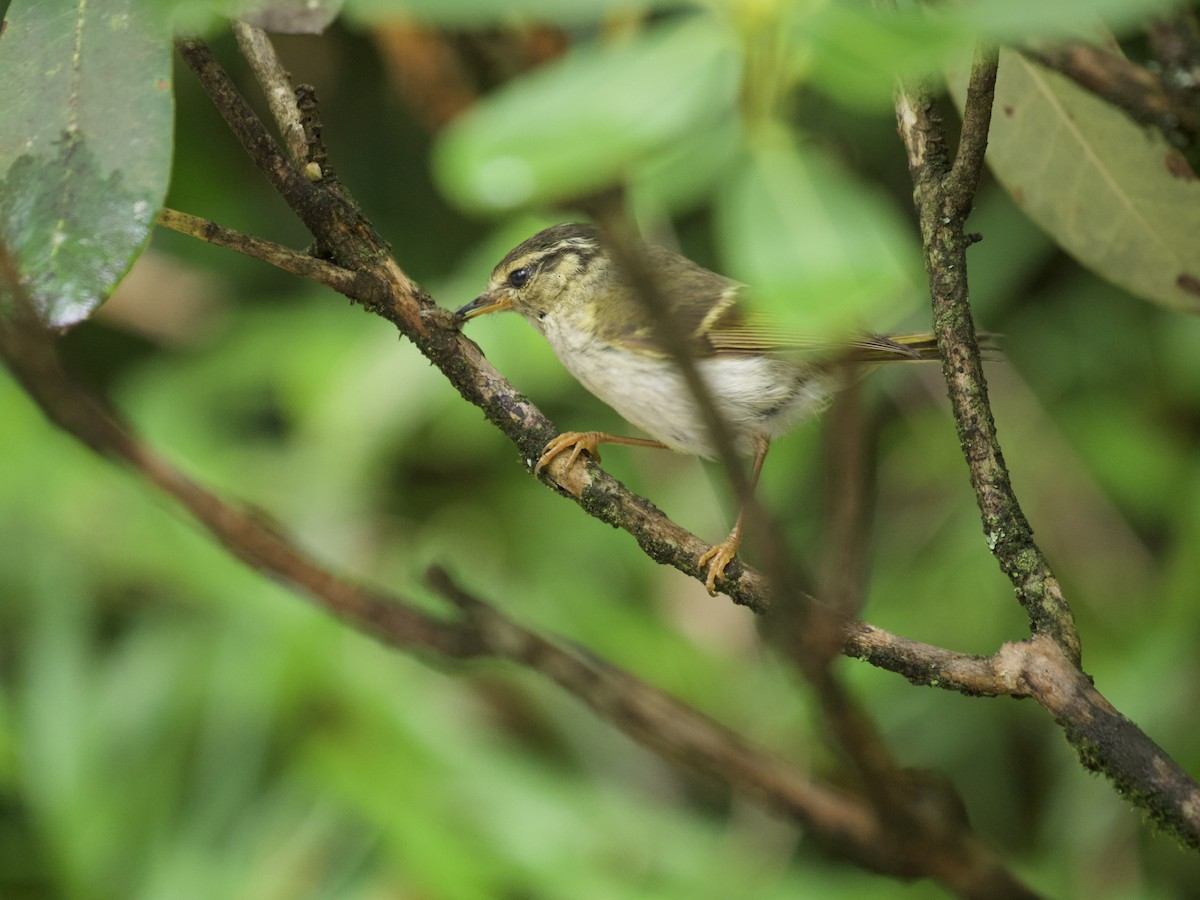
left=433, top=14, right=738, bottom=213
left=0, top=0, right=174, bottom=329
left=950, top=49, right=1200, bottom=313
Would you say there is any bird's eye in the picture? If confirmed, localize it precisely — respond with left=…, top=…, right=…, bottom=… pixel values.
left=507, top=266, right=532, bottom=289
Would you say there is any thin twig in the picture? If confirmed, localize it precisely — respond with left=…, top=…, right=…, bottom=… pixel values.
left=948, top=45, right=1000, bottom=197
left=157, top=208, right=365, bottom=293
left=233, top=21, right=312, bottom=167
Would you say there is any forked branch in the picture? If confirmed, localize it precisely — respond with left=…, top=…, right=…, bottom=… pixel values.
left=891, top=45, right=1200, bottom=846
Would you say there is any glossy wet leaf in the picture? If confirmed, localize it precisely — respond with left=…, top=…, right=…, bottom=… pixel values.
left=0, top=0, right=173, bottom=328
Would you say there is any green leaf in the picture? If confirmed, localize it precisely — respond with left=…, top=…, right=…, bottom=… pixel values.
left=0, top=0, right=173, bottom=329
left=949, top=49, right=1200, bottom=313
left=433, top=14, right=739, bottom=213
left=715, top=132, right=921, bottom=337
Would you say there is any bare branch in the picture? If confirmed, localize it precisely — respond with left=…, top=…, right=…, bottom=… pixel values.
left=157, top=207, right=364, bottom=293
left=948, top=44, right=999, bottom=198
left=896, top=50, right=1081, bottom=663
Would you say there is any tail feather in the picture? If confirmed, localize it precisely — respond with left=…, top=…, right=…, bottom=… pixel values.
left=849, top=332, right=1001, bottom=363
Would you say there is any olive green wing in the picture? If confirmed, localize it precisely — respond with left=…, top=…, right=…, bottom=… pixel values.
left=596, top=243, right=993, bottom=363
left=592, top=245, right=744, bottom=358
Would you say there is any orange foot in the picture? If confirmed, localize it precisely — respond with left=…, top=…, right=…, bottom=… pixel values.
left=535, top=432, right=668, bottom=475
left=697, top=532, right=742, bottom=596
left=535, top=431, right=605, bottom=475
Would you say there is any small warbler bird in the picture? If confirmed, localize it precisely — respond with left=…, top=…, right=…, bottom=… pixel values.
left=456, top=222, right=952, bottom=595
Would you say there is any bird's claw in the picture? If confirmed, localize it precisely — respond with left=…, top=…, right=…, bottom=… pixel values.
left=535, top=432, right=602, bottom=475
left=698, top=537, right=740, bottom=595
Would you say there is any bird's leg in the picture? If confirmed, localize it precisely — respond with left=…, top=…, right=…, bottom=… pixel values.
left=698, top=436, right=770, bottom=595
left=535, top=431, right=669, bottom=474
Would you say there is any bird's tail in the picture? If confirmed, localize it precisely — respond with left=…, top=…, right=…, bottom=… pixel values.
left=849, top=332, right=1002, bottom=363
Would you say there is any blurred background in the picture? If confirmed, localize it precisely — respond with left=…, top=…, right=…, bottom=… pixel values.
left=3, top=2, right=1200, bottom=897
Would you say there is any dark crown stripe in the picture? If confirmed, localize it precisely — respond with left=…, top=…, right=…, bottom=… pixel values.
left=537, top=240, right=599, bottom=273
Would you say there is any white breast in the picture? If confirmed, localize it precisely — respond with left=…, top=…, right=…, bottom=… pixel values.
left=532, top=311, right=832, bottom=458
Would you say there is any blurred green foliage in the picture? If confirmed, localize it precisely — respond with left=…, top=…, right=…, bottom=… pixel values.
left=3, top=0, right=1200, bottom=897
left=434, top=15, right=740, bottom=213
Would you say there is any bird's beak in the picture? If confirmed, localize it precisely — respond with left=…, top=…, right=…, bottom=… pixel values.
left=455, top=291, right=511, bottom=321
